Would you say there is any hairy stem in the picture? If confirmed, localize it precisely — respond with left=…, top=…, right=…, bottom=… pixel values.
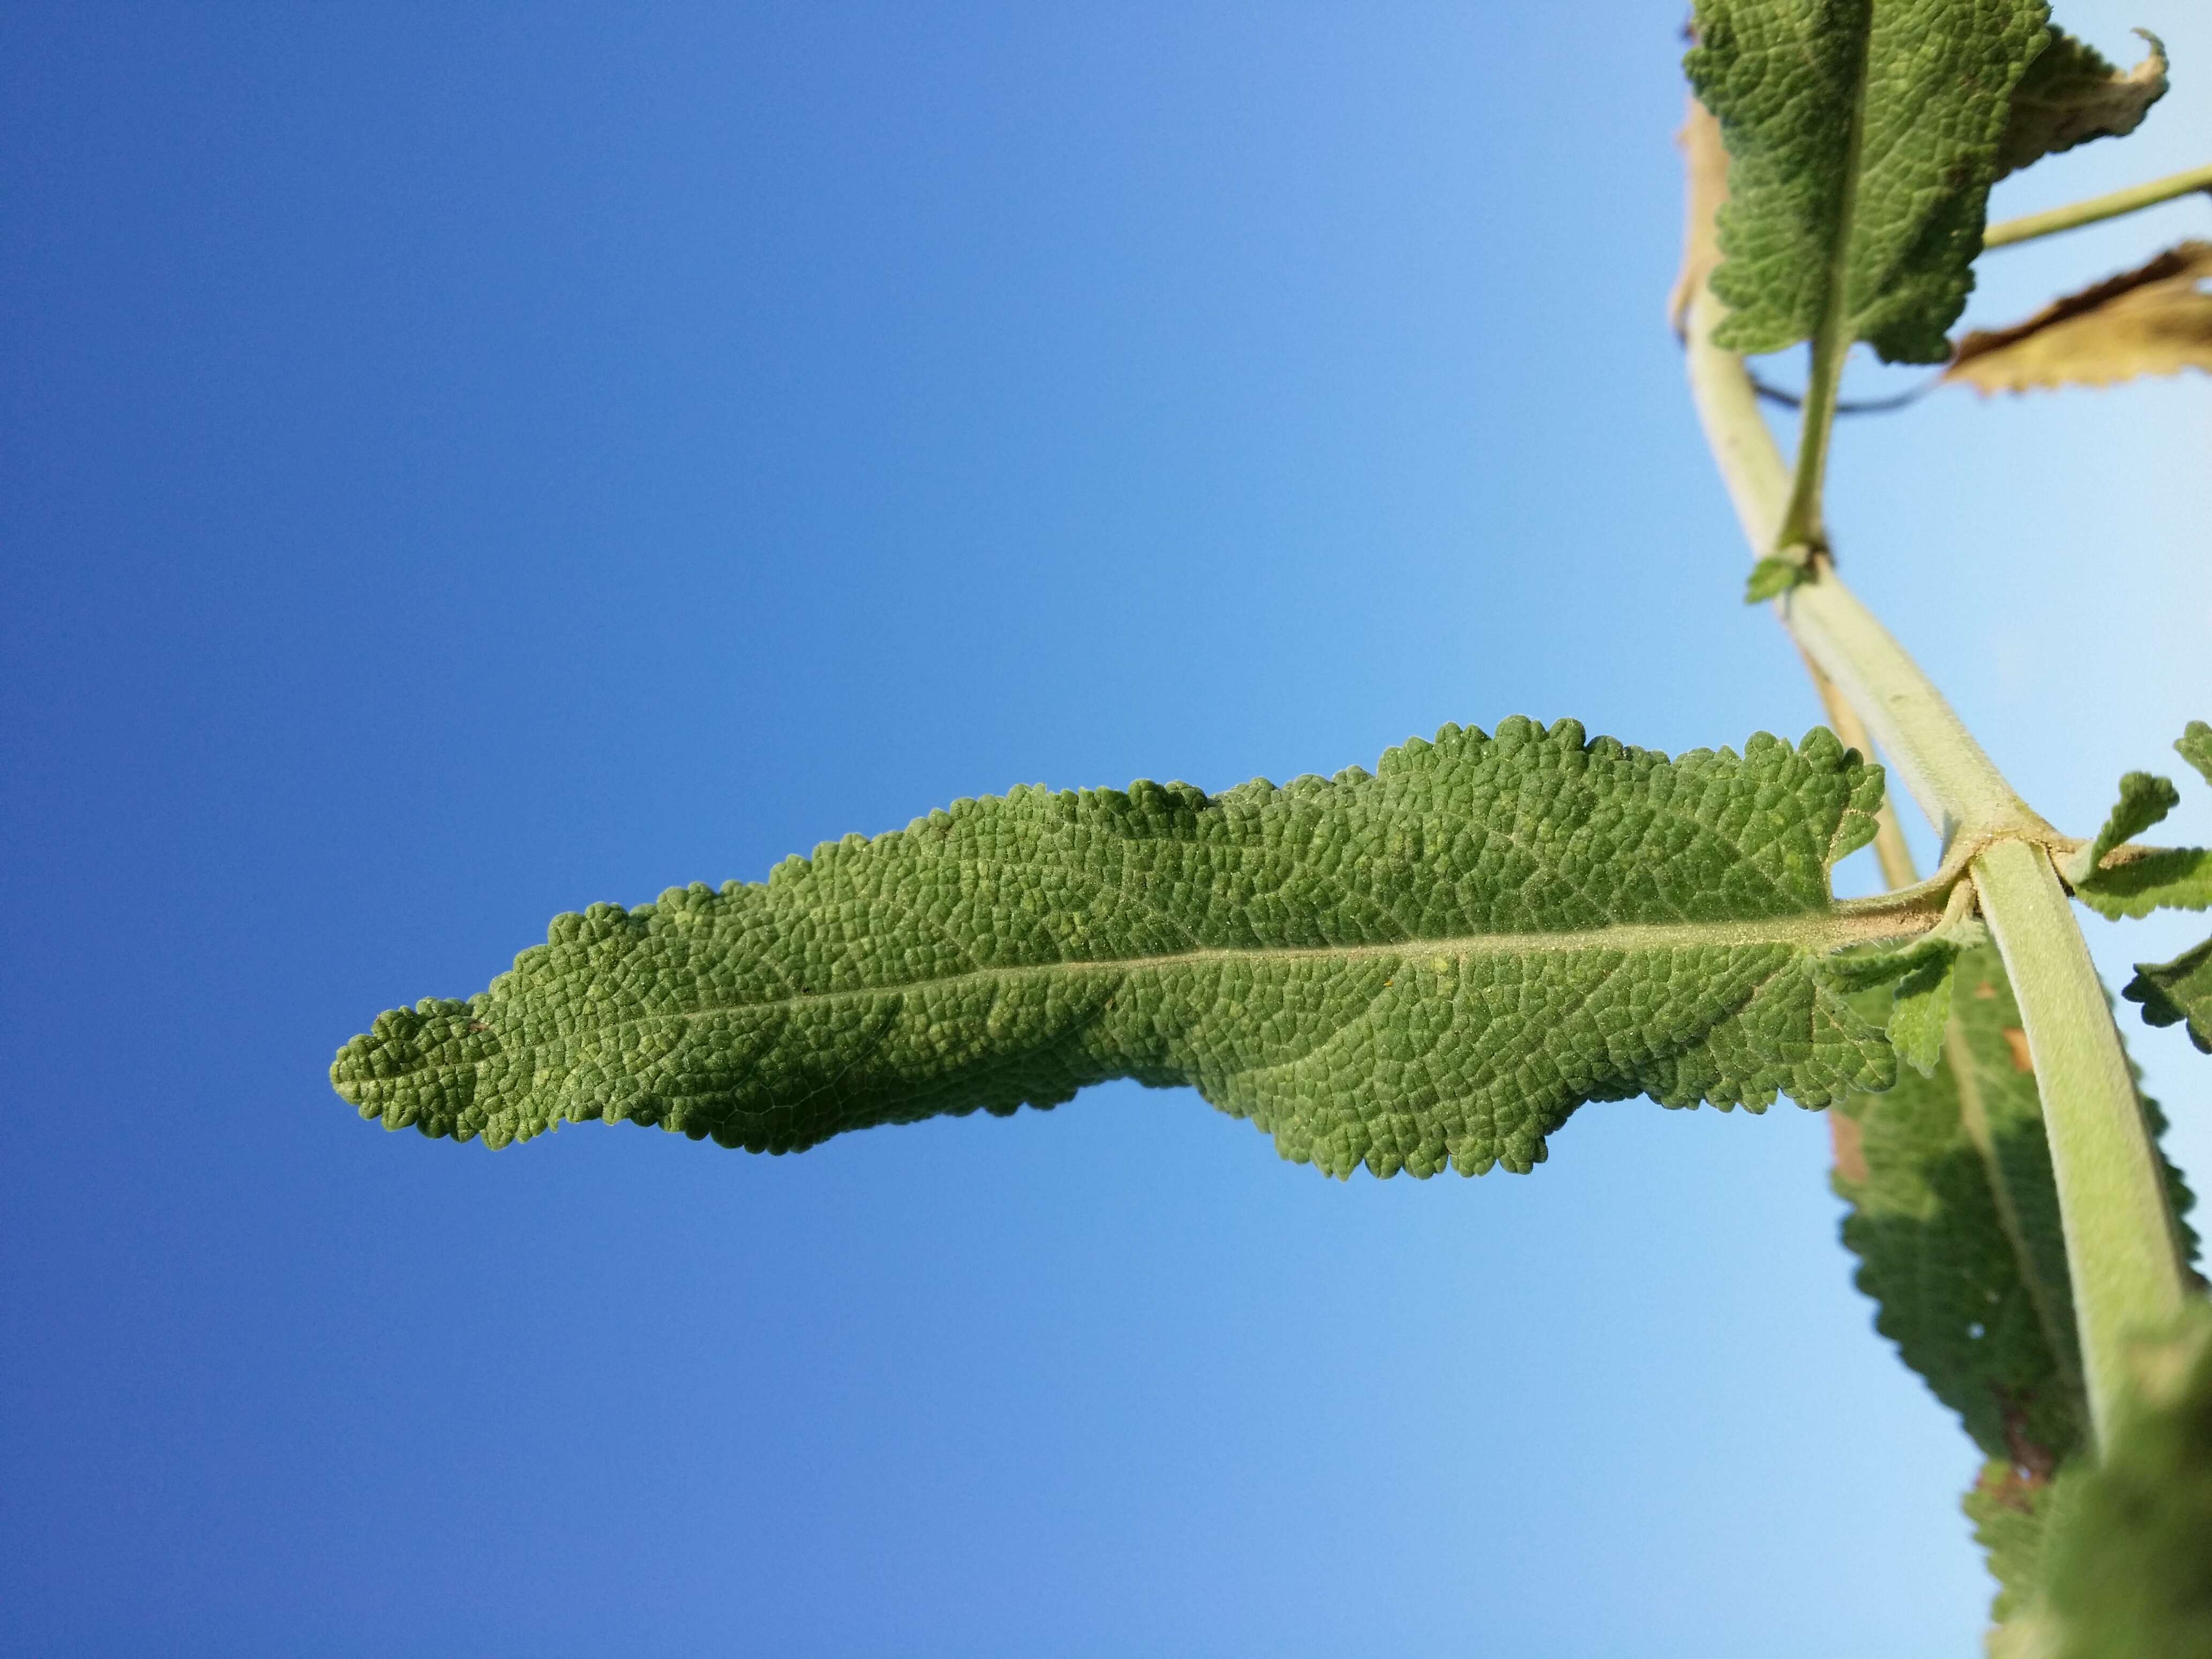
left=1983, top=160, right=2212, bottom=250
left=1973, top=839, right=2189, bottom=1440
left=1682, top=300, right=2039, bottom=847
left=1682, top=279, right=2189, bottom=1446
left=1778, top=577, right=2044, bottom=851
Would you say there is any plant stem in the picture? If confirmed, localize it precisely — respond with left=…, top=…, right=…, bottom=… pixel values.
left=1682, top=281, right=2191, bottom=1446
left=1779, top=576, right=2044, bottom=851
left=1773, top=66, right=1867, bottom=558
left=1983, top=160, right=2212, bottom=250
left=1682, top=302, right=2039, bottom=847
left=1974, top=839, right=2188, bottom=1440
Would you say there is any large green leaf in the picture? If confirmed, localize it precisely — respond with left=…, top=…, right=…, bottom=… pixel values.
left=1686, top=0, right=2049, bottom=363
left=1834, top=946, right=2202, bottom=1636
left=1834, top=946, right=2087, bottom=1469
left=332, top=719, right=1937, bottom=1178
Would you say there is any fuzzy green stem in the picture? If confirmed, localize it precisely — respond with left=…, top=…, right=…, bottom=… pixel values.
left=1983, top=160, right=2212, bottom=250
left=1777, top=336, right=1845, bottom=557
left=1683, top=283, right=2189, bottom=1446
left=1683, top=293, right=2040, bottom=846
left=1778, top=577, right=2044, bottom=850
left=1972, top=839, right=2189, bottom=1441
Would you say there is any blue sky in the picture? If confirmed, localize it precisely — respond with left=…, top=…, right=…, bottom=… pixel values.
left=3, top=5, right=2207, bottom=1655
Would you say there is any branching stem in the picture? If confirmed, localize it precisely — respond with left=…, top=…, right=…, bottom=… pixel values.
left=1682, top=281, right=2192, bottom=1447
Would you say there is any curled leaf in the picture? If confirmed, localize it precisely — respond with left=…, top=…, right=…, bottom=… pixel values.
left=1996, top=27, right=2168, bottom=178
left=1947, top=241, right=2212, bottom=393
left=2179, top=721, right=2212, bottom=790
left=2063, top=771, right=2180, bottom=886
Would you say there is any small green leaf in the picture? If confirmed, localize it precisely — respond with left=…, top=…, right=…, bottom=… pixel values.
left=1886, top=946, right=1959, bottom=1078
left=2062, top=770, right=2180, bottom=885
left=1996, top=27, right=2168, bottom=177
left=2075, top=846, right=2212, bottom=921
left=2035, top=1305, right=2212, bottom=1659
left=2126, top=938, right=2212, bottom=1055
left=333, top=720, right=1930, bottom=1178
left=2179, top=720, right=2212, bottom=789
left=1686, top=0, right=2048, bottom=364
left=1744, top=555, right=1810, bottom=603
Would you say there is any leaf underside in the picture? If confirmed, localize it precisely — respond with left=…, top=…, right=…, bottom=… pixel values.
left=1835, top=948, right=2199, bottom=1632
left=2076, top=847, right=2212, bottom=921
left=2035, top=1309, right=2212, bottom=1659
left=1686, top=0, right=2047, bottom=364
left=2179, top=721, right=2212, bottom=790
left=2127, top=938, right=2212, bottom=1056
left=2076, top=772, right=2179, bottom=877
left=1967, top=1458, right=2080, bottom=1630
left=1947, top=240, right=2212, bottom=394
left=2076, top=728, right=2212, bottom=918
left=332, top=719, right=1918, bottom=1179
left=1834, top=946, right=2087, bottom=1470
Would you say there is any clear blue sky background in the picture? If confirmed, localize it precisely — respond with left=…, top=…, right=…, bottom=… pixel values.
left=3, top=5, right=2207, bottom=1655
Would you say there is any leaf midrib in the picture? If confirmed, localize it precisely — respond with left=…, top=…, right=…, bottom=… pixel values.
left=349, top=897, right=1940, bottom=1087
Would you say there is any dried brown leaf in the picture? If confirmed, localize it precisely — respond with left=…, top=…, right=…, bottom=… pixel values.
left=1946, top=241, right=2212, bottom=393
left=1668, top=98, right=1730, bottom=339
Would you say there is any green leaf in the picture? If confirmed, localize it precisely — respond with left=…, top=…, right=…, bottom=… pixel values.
left=2036, top=1305, right=2212, bottom=1659
left=2179, top=720, right=2212, bottom=789
left=2062, top=769, right=2179, bottom=885
left=1835, top=947, right=2200, bottom=1632
left=1966, top=1458, right=2081, bottom=1630
left=2075, top=846, right=2212, bottom=921
left=1834, top=945, right=2087, bottom=1472
left=1996, top=27, right=2168, bottom=177
left=2126, top=938, right=2212, bottom=1055
left=1744, top=554, right=1811, bottom=602
left=332, top=719, right=1936, bottom=1178
left=1685, top=0, right=2048, bottom=364
left=1885, top=944, right=1960, bottom=1078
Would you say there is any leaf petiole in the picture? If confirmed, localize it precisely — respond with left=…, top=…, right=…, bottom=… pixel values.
left=1983, top=159, right=2212, bottom=249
